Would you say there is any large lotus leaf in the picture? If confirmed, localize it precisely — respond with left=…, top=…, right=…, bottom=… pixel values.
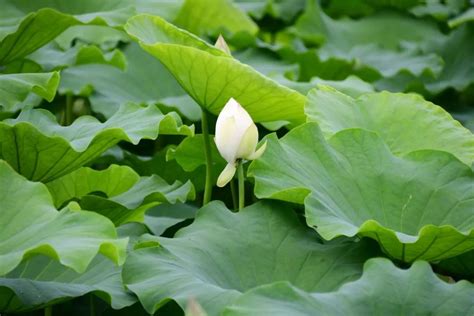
left=122, top=201, right=380, bottom=315
left=0, top=254, right=133, bottom=312
left=174, top=0, right=258, bottom=39
left=104, top=175, right=195, bottom=211
left=0, top=9, right=78, bottom=65
left=0, top=160, right=127, bottom=276
left=0, top=72, right=59, bottom=112
left=60, top=43, right=200, bottom=120
left=0, top=223, right=147, bottom=312
left=224, top=258, right=474, bottom=316
left=305, top=87, right=474, bottom=165
left=249, top=123, right=474, bottom=262
left=78, top=175, right=195, bottom=226
left=290, top=0, right=444, bottom=79
left=124, top=14, right=306, bottom=126
left=0, top=255, right=131, bottom=313
left=46, top=164, right=195, bottom=225
left=127, top=0, right=257, bottom=40
left=0, top=0, right=134, bottom=65
left=46, top=165, right=140, bottom=208
left=0, top=103, right=192, bottom=182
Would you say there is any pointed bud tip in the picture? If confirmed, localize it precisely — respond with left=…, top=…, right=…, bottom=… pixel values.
left=214, top=35, right=231, bottom=55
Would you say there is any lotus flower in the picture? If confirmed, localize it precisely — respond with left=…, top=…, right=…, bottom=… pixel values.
left=215, top=98, right=266, bottom=187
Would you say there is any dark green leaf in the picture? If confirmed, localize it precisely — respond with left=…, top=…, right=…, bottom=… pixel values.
left=123, top=201, right=379, bottom=315
left=250, top=123, right=474, bottom=262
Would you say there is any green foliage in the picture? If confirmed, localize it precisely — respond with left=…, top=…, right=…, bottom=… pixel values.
left=59, top=43, right=200, bottom=120
left=174, top=0, right=258, bottom=39
left=46, top=164, right=195, bottom=225
left=0, top=103, right=192, bottom=182
left=0, top=255, right=134, bottom=312
left=1, top=0, right=473, bottom=314
left=250, top=123, right=474, bottom=261
left=0, top=0, right=133, bottom=65
left=123, top=201, right=379, bottom=314
left=125, top=14, right=307, bottom=126
left=0, top=72, right=59, bottom=112
left=305, top=87, right=474, bottom=164
left=46, top=165, right=140, bottom=208
left=0, top=161, right=127, bottom=276
left=0, top=224, right=146, bottom=312
left=224, top=259, right=474, bottom=315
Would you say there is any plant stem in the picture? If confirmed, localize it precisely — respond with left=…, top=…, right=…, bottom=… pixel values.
left=230, top=179, right=238, bottom=211
left=238, top=162, right=245, bottom=211
left=64, top=93, right=73, bottom=126
left=44, top=306, right=52, bottom=316
left=201, top=109, right=213, bottom=205
left=90, top=295, right=96, bottom=316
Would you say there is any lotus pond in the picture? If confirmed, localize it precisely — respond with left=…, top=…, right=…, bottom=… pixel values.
left=0, top=0, right=474, bottom=315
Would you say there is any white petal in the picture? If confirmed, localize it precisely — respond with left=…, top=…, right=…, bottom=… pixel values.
left=217, top=163, right=237, bottom=187
left=215, top=116, right=239, bottom=163
left=215, top=98, right=255, bottom=163
left=237, top=123, right=258, bottom=159
left=247, top=141, right=267, bottom=160
left=232, top=99, right=253, bottom=137
left=217, top=98, right=239, bottom=119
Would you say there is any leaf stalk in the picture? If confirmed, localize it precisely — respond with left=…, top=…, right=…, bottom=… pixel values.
left=238, top=162, right=245, bottom=211
left=201, top=109, right=213, bottom=205
left=63, top=93, right=73, bottom=126
left=44, top=306, right=52, bottom=316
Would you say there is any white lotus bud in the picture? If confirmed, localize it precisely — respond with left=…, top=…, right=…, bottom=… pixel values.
left=215, top=98, right=266, bottom=187
left=214, top=34, right=231, bottom=55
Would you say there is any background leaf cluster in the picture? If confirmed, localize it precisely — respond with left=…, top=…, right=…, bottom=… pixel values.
left=0, top=0, right=473, bottom=315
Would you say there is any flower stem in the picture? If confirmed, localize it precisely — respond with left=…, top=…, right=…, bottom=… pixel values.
left=238, top=162, right=245, bottom=211
left=230, top=179, right=238, bottom=211
left=201, top=109, right=213, bottom=205
left=44, top=306, right=52, bottom=316
left=90, top=294, right=96, bottom=316
left=63, top=93, right=73, bottom=126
